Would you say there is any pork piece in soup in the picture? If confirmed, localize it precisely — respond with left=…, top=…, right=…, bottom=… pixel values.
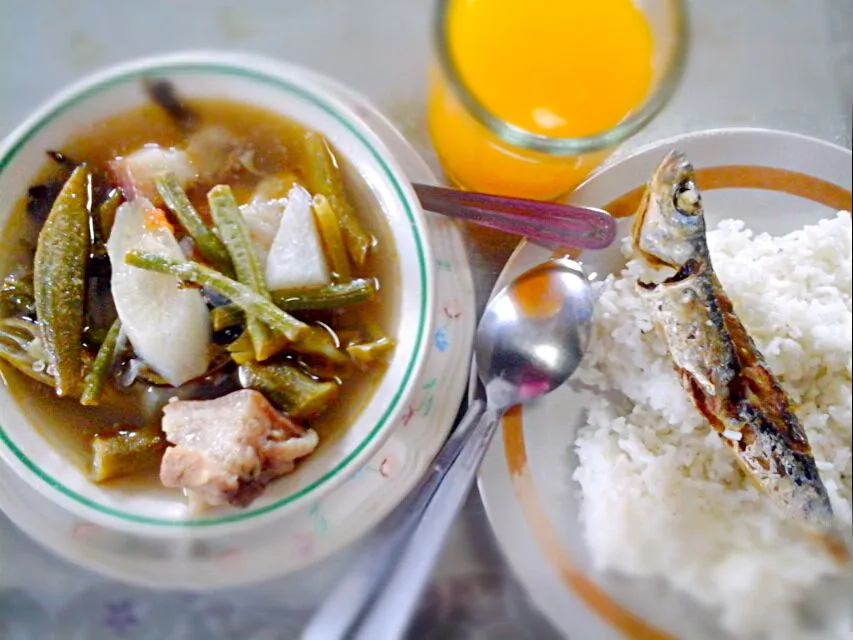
left=0, top=79, right=397, bottom=510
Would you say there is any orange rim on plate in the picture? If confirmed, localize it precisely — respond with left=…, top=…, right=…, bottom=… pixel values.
left=501, top=165, right=853, bottom=639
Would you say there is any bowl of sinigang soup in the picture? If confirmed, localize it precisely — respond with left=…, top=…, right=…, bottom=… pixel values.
left=0, top=53, right=434, bottom=536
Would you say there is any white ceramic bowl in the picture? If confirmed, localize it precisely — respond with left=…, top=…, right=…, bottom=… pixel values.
left=0, top=51, right=435, bottom=538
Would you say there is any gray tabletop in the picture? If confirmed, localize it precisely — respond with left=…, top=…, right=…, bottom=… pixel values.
left=1, top=1, right=851, bottom=638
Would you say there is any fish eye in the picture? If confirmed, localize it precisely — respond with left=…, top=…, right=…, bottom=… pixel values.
left=673, top=181, right=701, bottom=216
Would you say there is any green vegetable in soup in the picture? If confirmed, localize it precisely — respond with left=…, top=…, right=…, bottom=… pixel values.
left=208, top=185, right=267, bottom=294
left=208, top=184, right=278, bottom=360
left=312, top=193, right=351, bottom=280
left=238, top=360, right=339, bottom=420
left=211, top=304, right=244, bottom=332
left=347, top=336, right=396, bottom=369
left=294, top=325, right=348, bottom=366
left=83, top=325, right=110, bottom=348
left=95, top=187, right=123, bottom=242
left=272, top=278, right=378, bottom=311
left=223, top=322, right=346, bottom=368
left=89, top=190, right=116, bottom=260
left=80, top=318, right=121, bottom=406
left=0, top=343, right=55, bottom=387
left=226, top=330, right=256, bottom=365
left=342, top=317, right=395, bottom=369
left=33, top=165, right=91, bottom=397
left=124, top=250, right=308, bottom=342
left=212, top=278, right=379, bottom=333
left=89, top=426, right=167, bottom=482
left=0, top=318, right=55, bottom=387
left=301, top=132, right=373, bottom=267
left=155, top=175, right=234, bottom=276
left=239, top=330, right=290, bottom=367
left=0, top=318, right=40, bottom=351
left=0, top=273, right=36, bottom=318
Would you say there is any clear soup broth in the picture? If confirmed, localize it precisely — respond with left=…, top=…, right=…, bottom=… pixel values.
left=0, top=95, right=398, bottom=497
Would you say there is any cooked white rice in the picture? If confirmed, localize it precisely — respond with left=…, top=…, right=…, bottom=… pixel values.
left=573, top=211, right=852, bottom=639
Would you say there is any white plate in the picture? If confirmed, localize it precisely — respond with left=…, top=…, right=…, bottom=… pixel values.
left=0, top=74, right=476, bottom=590
left=476, top=129, right=852, bottom=640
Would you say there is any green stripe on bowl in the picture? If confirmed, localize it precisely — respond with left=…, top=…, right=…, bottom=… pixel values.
left=0, top=61, right=429, bottom=527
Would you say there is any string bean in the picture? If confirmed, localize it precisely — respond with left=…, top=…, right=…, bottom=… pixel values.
left=124, top=250, right=308, bottom=342
left=156, top=175, right=234, bottom=275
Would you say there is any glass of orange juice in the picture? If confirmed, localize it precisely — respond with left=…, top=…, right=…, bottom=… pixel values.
left=428, top=0, right=687, bottom=201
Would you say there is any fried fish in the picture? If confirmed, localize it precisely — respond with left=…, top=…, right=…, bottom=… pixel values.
left=632, top=150, right=848, bottom=564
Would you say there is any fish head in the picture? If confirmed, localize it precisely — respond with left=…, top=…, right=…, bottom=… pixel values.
left=632, top=150, right=707, bottom=270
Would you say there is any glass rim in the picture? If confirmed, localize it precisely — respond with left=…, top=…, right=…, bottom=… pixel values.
left=432, top=0, right=690, bottom=156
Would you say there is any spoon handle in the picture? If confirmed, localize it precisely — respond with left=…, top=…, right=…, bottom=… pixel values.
left=412, top=182, right=616, bottom=250
left=349, top=408, right=503, bottom=640
left=301, top=397, right=487, bottom=640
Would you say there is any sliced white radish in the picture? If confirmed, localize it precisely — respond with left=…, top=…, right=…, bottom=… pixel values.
left=239, top=197, right=287, bottom=266
left=265, top=185, right=330, bottom=290
left=106, top=198, right=210, bottom=387
left=110, top=145, right=195, bottom=204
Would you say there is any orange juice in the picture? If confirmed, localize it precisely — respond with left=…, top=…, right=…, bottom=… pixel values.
left=429, top=0, right=655, bottom=200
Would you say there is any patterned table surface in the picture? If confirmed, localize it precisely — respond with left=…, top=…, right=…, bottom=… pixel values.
left=0, top=0, right=851, bottom=638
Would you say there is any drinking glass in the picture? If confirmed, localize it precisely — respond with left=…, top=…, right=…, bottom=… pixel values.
left=428, top=0, right=688, bottom=201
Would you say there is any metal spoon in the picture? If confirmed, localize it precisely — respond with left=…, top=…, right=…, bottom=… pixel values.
left=302, top=257, right=594, bottom=640
left=412, top=183, right=616, bottom=250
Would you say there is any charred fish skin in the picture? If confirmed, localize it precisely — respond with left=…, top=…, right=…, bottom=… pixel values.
left=632, top=150, right=847, bottom=563
left=639, top=263, right=738, bottom=397
left=734, top=402, right=834, bottom=527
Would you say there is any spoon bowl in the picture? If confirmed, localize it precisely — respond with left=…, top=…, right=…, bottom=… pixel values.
left=477, top=258, right=593, bottom=409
